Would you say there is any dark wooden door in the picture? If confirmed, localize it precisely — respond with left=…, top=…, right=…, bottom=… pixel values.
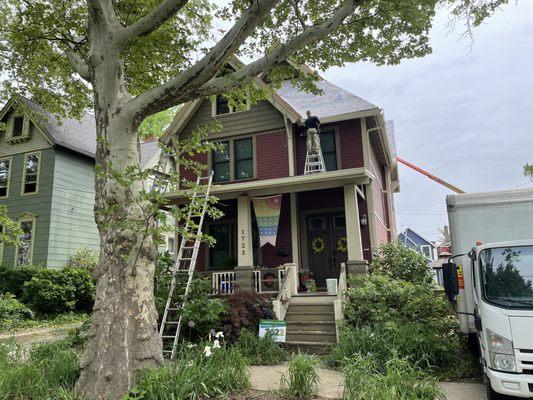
left=306, top=213, right=348, bottom=288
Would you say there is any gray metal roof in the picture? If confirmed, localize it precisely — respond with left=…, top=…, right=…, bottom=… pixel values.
left=276, top=79, right=378, bottom=122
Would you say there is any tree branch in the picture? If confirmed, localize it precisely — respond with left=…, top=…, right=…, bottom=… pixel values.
left=66, top=48, right=91, bottom=81
left=128, top=0, right=280, bottom=119
left=194, top=0, right=367, bottom=97
left=115, top=0, right=190, bottom=45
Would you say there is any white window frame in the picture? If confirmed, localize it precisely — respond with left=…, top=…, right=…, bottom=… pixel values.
left=420, top=244, right=433, bottom=260
left=166, top=235, right=175, bottom=255
left=15, top=214, right=36, bottom=267
left=0, top=156, right=12, bottom=199
left=21, top=152, right=41, bottom=196
left=6, top=113, right=30, bottom=142
left=211, top=92, right=251, bottom=116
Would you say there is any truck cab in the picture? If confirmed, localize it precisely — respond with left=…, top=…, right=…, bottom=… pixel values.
left=445, top=240, right=533, bottom=399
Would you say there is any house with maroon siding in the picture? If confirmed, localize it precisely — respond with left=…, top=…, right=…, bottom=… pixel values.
left=162, top=66, right=399, bottom=295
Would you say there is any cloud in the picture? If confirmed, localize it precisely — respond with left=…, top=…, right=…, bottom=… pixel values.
left=323, top=3, right=533, bottom=241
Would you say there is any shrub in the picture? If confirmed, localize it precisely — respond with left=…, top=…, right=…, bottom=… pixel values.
left=22, top=268, right=95, bottom=315
left=0, top=293, right=35, bottom=330
left=220, top=290, right=274, bottom=341
left=66, top=317, right=92, bottom=348
left=234, top=329, right=288, bottom=365
left=279, top=353, right=320, bottom=399
left=126, top=341, right=250, bottom=399
left=0, top=340, right=79, bottom=399
left=343, top=354, right=445, bottom=400
left=0, top=264, right=42, bottom=298
left=68, top=248, right=99, bottom=272
left=370, top=241, right=434, bottom=286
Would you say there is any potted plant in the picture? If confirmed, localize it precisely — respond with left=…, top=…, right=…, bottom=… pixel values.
left=299, top=268, right=314, bottom=291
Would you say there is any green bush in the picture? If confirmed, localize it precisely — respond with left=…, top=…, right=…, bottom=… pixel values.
left=22, top=268, right=95, bottom=315
left=279, top=353, right=320, bottom=399
left=370, top=241, right=434, bottom=286
left=343, top=354, right=445, bottom=400
left=0, top=340, right=79, bottom=399
left=126, top=341, right=250, bottom=399
left=66, top=317, right=92, bottom=348
left=0, top=264, right=42, bottom=298
left=234, top=329, right=288, bottom=365
left=0, top=293, right=35, bottom=330
left=68, top=248, right=99, bottom=272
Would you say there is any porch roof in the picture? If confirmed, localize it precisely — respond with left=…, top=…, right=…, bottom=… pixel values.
left=166, top=167, right=372, bottom=204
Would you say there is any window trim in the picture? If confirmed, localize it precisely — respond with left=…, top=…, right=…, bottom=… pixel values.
left=420, top=244, right=433, bottom=260
left=209, top=135, right=256, bottom=182
left=6, top=113, right=30, bottom=142
left=211, top=92, right=251, bottom=117
left=318, top=127, right=342, bottom=171
left=166, top=235, right=175, bottom=255
left=14, top=214, right=36, bottom=267
left=0, top=225, right=4, bottom=264
left=21, top=151, right=41, bottom=196
left=0, top=156, right=12, bottom=199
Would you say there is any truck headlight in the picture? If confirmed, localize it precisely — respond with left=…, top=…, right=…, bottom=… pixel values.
left=487, top=329, right=516, bottom=372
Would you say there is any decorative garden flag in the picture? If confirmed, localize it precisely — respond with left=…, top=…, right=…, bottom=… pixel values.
left=252, top=195, right=282, bottom=247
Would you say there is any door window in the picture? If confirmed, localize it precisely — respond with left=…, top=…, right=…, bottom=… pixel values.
left=309, top=217, right=326, bottom=230
left=209, top=224, right=232, bottom=270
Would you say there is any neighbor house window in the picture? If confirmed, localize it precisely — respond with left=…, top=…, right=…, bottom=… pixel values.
left=0, top=158, right=11, bottom=198
left=0, top=225, right=4, bottom=264
left=209, top=223, right=231, bottom=270
left=15, top=217, right=35, bottom=266
left=420, top=245, right=432, bottom=260
left=22, top=152, right=40, bottom=195
left=7, top=114, right=30, bottom=141
left=212, top=142, right=230, bottom=182
left=167, top=236, right=175, bottom=255
left=234, top=138, right=253, bottom=180
left=321, top=131, right=337, bottom=171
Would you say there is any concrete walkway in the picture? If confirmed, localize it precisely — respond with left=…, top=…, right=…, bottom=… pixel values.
left=249, top=364, right=486, bottom=400
left=0, top=322, right=82, bottom=345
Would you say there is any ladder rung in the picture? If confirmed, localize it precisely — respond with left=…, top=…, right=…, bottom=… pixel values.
left=165, top=321, right=180, bottom=325
left=161, top=335, right=177, bottom=339
left=179, top=257, right=192, bottom=261
left=162, top=350, right=173, bottom=354
left=167, top=307, right=181, bottom=311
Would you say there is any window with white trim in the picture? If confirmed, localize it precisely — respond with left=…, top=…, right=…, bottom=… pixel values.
left=167, top=236, right=175, bottom=255
left=16, top=217, right=35, bottom=266
left=6, top=114, right=30, bottom=141
left=22, top=153, right=40, bottom=195
left=211, top=137, right=254, bottom=183
left=0, top=158, right=11, bottom=198
left=213, top=94, right=250, bottom=116
left=420, top=245, right=432, bottom=260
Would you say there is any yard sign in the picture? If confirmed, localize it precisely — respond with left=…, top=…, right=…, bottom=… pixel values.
left=259, top=319, right=286, bottom=343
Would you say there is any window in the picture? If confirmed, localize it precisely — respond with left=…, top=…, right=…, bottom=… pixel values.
left=333, top=215, right=346, bottom=229
left=0, top=158, right=11, bottom=198
left=212, top=142, right=230, bottom=182
left=0, top=225, right=4, bottom=264
left=215, top=96, right=231, bottom=115
left=15, top=217, right=35, bottom=266
left=209, top=224, right=232, bottom=270
left=321, top=131, right=337, bottom=171
left=420, top=245, right=432, bottom=260
left=7, top=114, right=30, bottom=141
left=234, top=138, right=253, bottom=180
left=167, top=236, right=175, bottom=255
left=22, top=153, right=40, bottom=195
left=213, top=94, right=250, bottom=116
left=309, top=217, right=326, bottom=231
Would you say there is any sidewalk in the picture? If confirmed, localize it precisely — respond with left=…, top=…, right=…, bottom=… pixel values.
left=0, top=322, right=82, bottom=345
left=249, top=364, right=486, bottom=400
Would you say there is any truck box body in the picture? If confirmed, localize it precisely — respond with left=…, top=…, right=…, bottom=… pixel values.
left=446, top=188, right=533, bottom=333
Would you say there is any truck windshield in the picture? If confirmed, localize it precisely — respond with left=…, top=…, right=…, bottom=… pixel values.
left=480, top=246, right=533, bottom=309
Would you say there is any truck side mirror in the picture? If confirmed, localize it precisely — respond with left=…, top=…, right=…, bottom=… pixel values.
left=442, top=262, right=459, bottom=302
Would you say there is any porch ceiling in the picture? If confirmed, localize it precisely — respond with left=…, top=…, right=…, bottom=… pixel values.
left=166, top=167, right=373, bottom=204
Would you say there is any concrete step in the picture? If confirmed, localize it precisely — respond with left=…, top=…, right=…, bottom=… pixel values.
left=285, top=340, right=332, bottom=355
left=290, top=295, right=335, bottom=305
left=287, top=304, right=335, bottom=314
left=286, top=321, right=336, bottom=333
left=286, top=330, right=337, bottom=343
left=285, top=312, right=336, bottom=323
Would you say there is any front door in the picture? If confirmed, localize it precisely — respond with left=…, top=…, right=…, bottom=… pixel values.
left=305, top=213, right=348, bottom=289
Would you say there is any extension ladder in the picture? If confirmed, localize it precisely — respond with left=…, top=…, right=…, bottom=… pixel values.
left=159, top=171, right=214, bottom=359
left=304, top=149, right=326, bottom=174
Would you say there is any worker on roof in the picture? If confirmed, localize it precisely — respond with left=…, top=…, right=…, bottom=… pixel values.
left=304, top=110, right=321, bottom=155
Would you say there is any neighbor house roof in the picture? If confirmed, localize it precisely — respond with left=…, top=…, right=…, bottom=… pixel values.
left=276, top=80, right=379, bottom=124
left=140, top=140, right=160, bottom=169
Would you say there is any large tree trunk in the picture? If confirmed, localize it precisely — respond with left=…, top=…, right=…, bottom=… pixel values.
left=76, top=94, right=163, bottom=399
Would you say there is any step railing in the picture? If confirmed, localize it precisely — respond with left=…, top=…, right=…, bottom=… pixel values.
left=272, top=263, right=298, bottom=320
left=334, top=262, right=347, bottom=342
left=211, top=271, right=236, bottom=295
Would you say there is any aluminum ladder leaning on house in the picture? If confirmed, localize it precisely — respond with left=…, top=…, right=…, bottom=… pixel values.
left=303, top=148, right=326, bottom=174
left=159, top=171, right=214, bottom=359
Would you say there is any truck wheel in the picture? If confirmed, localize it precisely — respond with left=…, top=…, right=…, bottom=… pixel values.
left=468, top=332, right=481, bottom=357
left=486, top=384, right=513, bottom=400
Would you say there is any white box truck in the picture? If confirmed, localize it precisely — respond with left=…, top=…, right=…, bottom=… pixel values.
left=444, top=188, right=533, bottom=399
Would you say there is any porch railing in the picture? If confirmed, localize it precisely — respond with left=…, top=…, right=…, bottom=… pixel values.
left=334, top=262, right=347, bottom=342
left=210, top=267, right=289, bottom=296
left=272, top=263, right=298, bottom=320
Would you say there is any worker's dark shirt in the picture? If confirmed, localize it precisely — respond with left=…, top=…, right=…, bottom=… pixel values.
left=305, top=116, right=320, bottom=130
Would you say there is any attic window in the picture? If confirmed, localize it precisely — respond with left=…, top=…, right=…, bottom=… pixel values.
left=212, top=93, right=250, bottom=116
left=6, top=114, right=30, bottom=141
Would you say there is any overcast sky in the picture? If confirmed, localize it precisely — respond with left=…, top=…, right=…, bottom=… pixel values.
left=323, top=2, right=533, bottom=242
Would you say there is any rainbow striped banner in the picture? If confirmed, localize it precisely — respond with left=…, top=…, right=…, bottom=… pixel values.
left=252, top=195, right=282, bottom=247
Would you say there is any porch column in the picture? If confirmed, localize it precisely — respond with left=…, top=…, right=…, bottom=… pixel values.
left=236, top=196, right=254, bottom=290
left=343, top=184, right=367, bottom=276
left=290, top=193, right=300, bottom=268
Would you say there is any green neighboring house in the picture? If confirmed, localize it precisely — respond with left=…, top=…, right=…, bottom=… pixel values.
left=0, top=96, right=100, bottom=268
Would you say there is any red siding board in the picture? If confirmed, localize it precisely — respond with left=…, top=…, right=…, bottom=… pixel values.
left=256, top=132, right=290, bottom=180
left=338, top=119, right=364, bottom=169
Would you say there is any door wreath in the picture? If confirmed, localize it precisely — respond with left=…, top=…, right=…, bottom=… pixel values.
left=311, top=237, right=325, bottom=254
left=337, top=237, right=348, bottom=253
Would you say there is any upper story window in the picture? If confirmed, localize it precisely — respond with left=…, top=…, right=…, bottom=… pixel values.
left=0, top=158, right=11, bottom=198
left=22, top=152, right=40, bottom=195
left=420, top=244, right=433, bottom=260
left=234, top=138, right=253, bottom=180
left=212, top=94, right=250, bottom=116
left=6, top=114, right=30, bottom=141
left=16, top=216, right=35, bottom=266
left=321, top=130, right=337, bottom=171
left=212, top=137, right=254, bottom=183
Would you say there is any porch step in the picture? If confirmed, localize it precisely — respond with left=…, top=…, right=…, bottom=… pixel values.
left=285, top=341, right=331, bottom=355
left=286, top=330, right=337, bottom=343
left=286, top=321, right=336, bottom=334
left=286, top=312, right=335, bottom=323
left=286, top=304, right=335, bottom=314
left=290, top=295, right=335, bottom=305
